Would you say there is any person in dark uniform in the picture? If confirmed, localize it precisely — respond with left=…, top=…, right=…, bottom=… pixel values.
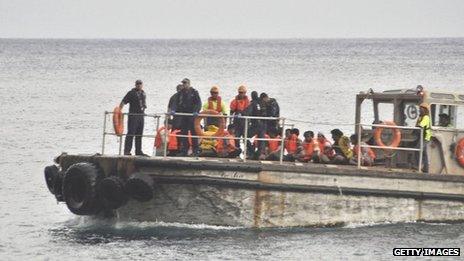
left=169, top=78, right=202, bottom=156
left=119, top=79, right=147, bottom=156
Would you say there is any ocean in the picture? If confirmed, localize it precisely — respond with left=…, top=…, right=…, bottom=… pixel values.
left=0, top=38, right=463, bottom=260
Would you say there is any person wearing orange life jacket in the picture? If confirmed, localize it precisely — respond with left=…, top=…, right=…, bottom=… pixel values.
left=316, top=132, right=336, bottom=163
left=230, top=85, right=250, bottom=138
left=202, top=85, right=229, bottom=129
left=215, top=125, right=242, bottom=158
left=284, top=128, right=303, bottom=162
left=298, top=131, right=320, bottom=163
left=263, top=129, right=283, bottom=161
left=350, top=134, right=376, bottom=166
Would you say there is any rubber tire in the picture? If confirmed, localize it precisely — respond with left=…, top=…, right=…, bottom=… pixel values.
left=62, top=162, right=102, bottom=215
left=98, top=176, right=128, bottom=209
left=44, top=165, right=59, bottom=194
left=125, top=173, right=154, bottom=202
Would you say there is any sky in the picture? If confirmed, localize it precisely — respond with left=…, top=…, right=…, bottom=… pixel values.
left=1, top=0, right=463, bottom=39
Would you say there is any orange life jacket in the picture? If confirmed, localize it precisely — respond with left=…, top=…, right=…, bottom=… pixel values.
left=208, top=96, right=222, bottom=113
left=318, top=137, right=335, bottom=157
left=353, top=144, right=376, bottom=160
left=230, top=96, right=250, bottom=112
left=285, top=134, right=298, bottom=154
left=268, top=135, right=281, bottom=152
left=168, top=129, right=181, bottom=151
left=216, top=130, right=236, bottom=153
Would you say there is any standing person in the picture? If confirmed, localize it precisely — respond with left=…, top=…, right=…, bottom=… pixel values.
left=244, top=91, right=264, bottom=158
left=119, top=80, right=147, bottom=156
left=170, top=78, right=202, bottom=156
left=259, top=93, right=280, bottom=134
left=202, top=85, right=228, bottom=128
left=230, top=85, right=250, bottom=137
left=416, top=103, right=432, bottom=172
left=167, top=84, right=183, bottom=130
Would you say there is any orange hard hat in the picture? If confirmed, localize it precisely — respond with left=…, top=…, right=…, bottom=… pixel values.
left=238, top=85, right=247, bottom=92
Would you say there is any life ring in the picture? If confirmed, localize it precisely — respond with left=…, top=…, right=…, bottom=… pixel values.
left=194, top=110, right=225, bottom=139
left=374, top=121, right=402, bottom=148
left=455, top=138, right=464, bottom=168
left=113, top=107, right=124, bottom=135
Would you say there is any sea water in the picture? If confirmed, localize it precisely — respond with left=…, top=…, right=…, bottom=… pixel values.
left=1, top=38, right=463, bottom=260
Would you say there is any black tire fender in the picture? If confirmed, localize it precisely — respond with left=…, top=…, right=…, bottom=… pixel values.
left=98, top=176, right=128, bottom=209
left=44, top=165, right=59, bottom=194
left=62, top=162, right=102, bottom=215
left=125, top=172, right=154, bottom=202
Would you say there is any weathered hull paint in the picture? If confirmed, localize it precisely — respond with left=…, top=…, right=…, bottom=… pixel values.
left=57, top=154, right=464, bottom=227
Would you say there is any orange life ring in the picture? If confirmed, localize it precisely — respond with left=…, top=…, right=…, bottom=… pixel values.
left=455, top=138, right=464, bottom=168
left=193, top=110, right=225, bottom=140
left=113, top=107, right=124, bottom=135
left=374, top=120, right=402, bottom=148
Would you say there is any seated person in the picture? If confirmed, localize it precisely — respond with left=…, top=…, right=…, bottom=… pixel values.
left=214, top=125, right=242, bottom=158
left=263, top=129, right=283, bottom=161
left=438, top=113, right=452, bottom=127
left=330, top=129, right=353, bottom=164
left=298, top=131, right=320, bottom=163
left=316, top=132, right=335, bottom=163
left=350, top=134, right=376, bottom=166
left=284, top=128, right=303, bottom=162
left=199, top=125, right=219, bottom=157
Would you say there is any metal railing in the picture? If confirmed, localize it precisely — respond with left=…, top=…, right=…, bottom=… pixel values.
left=102, top=111, right=425, bottom=172
left=356, top=123, right=424, bottom=172
left=102, top=111, right=287, bottom=163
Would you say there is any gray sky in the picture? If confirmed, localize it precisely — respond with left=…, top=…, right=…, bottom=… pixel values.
left=1, top=0, right=463, bottom=38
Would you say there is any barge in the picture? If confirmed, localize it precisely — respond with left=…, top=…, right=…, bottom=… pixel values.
left=44, top=87, right=464, bottom=227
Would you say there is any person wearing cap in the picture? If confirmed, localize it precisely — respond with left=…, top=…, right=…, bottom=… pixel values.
left=169, top=78, right=202, bottom=156
left=416, top=103, right=432, bottom=172
left=438, top=113, right=452, bottom=127
left=229, top=85, right=250, bottom=138
left=119, top=79, right=147, bottom=156
left=202, top=85, right=228, bottom=128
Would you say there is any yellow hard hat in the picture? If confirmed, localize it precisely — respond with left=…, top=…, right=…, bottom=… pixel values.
left=238, top=85, right=247, bottom=93
left=210, top=85, right=220, bottom=93
left=419, top=103, right=430, bottom=111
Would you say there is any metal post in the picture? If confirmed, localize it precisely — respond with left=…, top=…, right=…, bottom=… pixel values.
left=279, top=118, right=286, bottom=164
left=357, top=123, right=362, bottom=169
left=102, top=111, right=107, bottom=154
left=163, top=114, right=169, bottom=158
left=418, top=128, right=424, bottom=173
left=118, top=114, right=124, bottom=155
left=153, top=116, right=160, bottom=157
left=243, top=117, right=248, bottom=162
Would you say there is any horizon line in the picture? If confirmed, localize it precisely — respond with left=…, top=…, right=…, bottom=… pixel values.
left=1, top=36, right=464, bottom=41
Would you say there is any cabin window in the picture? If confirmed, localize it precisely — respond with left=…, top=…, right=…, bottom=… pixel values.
left=360, top=99, right=375, bottom=124
left=377, top=102, right=394, bottom=123
left=430, top=104, right=457, bottom=128
left=457, top=106, right=464, bottom=130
